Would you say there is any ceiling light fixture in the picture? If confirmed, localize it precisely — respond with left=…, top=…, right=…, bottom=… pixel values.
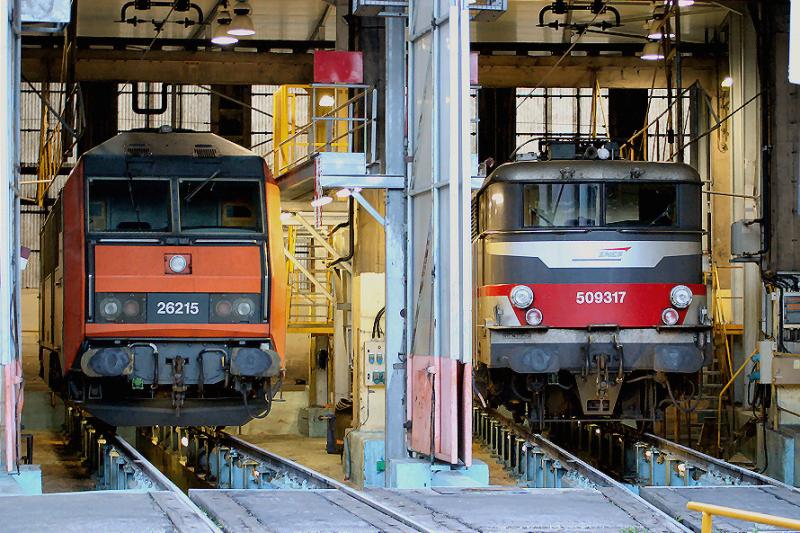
left=646, top=20, right=674, bottom=40
left=310, top=195, right=333, bottom=208
left=228, top=1, right=255, bottom=36
left=641, top=41, right=665, bottom=61
left=318, top=94, right=336, bottom=108
left=211, top=10, right=238, bottom=45
left=663, top=0, right=694, bottom=6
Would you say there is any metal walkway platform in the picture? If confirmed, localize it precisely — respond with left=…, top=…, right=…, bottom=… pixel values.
left=367, top=486, right=686, bottom=533
left=0, top=490, right=215, bottom=533
left=191, top=489, right=416, bottom=532
left=641, top=485, right=800, bottom=533
left=189, top=486, right=686, bottom=533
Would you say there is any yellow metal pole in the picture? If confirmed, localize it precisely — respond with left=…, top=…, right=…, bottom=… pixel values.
left=688, top=501, right=800, bottom=531
left=717, top=347, right=758, bottom=451
left=700, top=512, right=712, bottom=533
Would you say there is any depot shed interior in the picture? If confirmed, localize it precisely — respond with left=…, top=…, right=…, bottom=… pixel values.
left=1, top=0, right=799, bottom=503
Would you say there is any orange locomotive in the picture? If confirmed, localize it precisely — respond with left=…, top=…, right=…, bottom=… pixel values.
left=39, top=129, right=286, bottom=426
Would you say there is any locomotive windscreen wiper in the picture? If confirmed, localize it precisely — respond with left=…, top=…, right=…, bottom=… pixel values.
left=184, top=170, right=221, bottom=202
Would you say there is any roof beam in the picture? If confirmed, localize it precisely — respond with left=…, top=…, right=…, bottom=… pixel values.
left=477, top=54, right=719, bottom=91
left=23, top=47, right=315, bottom=84
left=22, top=40, right=720, bottom=91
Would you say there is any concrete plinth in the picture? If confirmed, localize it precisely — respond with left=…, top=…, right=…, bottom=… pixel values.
left=761, top=424, right=800, bottom=486
left=345, top=429, right=385, bottom=487
left=388, top=458, right=490, bottom=488
left=0, top=465, right=42, bottom=495
left=298, top=406, right=333, bottom=438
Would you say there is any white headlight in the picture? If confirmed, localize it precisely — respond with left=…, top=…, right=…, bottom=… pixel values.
left=169, top=255, right=188, bottom=273
left=525, top=308, right=543, bottom=326
left=235, top=300, right=253, bottom=316
left=509, top=285, right=534, bottom=308
left=661, top=307, right=680, bottom=326
left=103, top=300, right=119, bottom=317
left=669, top=285, right=693, bottom=309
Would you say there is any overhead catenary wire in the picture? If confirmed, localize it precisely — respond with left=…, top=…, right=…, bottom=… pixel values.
left=668, top=92, right=762, bottom=161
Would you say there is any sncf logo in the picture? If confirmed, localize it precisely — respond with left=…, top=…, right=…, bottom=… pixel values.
left=572, top=246, right=632, bottom=263
left=598, top=247, right=631, bottom=259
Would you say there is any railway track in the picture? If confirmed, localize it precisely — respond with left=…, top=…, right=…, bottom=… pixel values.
left=144, top=426, right=435, bottom=532
left=61, top=404, right=800, bottom=532
left=473, top=406, right=791, bottom=490
left=67, top=410, right=431, bottom=533
left=64, top=406, right=221, bottom=531
left=474, top=406, right=800, bottom=532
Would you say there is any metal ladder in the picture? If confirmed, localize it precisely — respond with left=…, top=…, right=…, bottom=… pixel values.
left=284, top=221, right=340, bottom=333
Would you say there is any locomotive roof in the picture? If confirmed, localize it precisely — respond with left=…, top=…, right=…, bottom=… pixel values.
left=80, top=130, right=266, bottom=177
left=480, top=160, right=701, bottom=193
left=83, top=130, right=259, bottom=158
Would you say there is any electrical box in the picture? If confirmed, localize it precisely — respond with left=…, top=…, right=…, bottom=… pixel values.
left=783, top=292, right=800, bottom=328
left=731, top=219, right=761, bottom=261
left=364, top=340, right=385, bottom=386
left=760, top=339, right=800, bottom=385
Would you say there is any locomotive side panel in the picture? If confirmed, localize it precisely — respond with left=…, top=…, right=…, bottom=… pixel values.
left=39, top=197, right=62, bottom=387
left=62, top=165, right=86, bottom=379
left=265, top=168, right=287, bottom=360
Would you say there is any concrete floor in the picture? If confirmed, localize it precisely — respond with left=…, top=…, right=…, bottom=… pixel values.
left=26, top=430, right=95, bottom=493
left=240, top=432, right=517, bottom=486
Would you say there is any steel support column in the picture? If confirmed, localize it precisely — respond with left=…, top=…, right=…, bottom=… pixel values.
left=384, top=13, right=407, bottom=470
left=406, top=0, right=472, bottom=466
left=1, top=0, right=22, bottom=472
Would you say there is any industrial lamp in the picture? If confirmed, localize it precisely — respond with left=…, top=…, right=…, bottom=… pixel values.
left=310, top=195, right=333, bottom=208
left=646, top=20, right=674, bottom=40
left=641, top=41, right=665, bottom=61
left=228, top=1, right=255, bottom=37
left=211, top=10, right=238, bottom=45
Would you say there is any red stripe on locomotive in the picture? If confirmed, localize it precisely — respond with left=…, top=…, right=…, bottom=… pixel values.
left=479, top=283, right=706, bottom=328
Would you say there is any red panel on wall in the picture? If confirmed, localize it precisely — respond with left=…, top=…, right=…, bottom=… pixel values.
left=314, top=51, right=364, bottom=84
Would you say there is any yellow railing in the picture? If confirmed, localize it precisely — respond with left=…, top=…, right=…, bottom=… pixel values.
left=272, top=84, right=374, bottom=177
left=711, top=263, right=733, bottom=378
left=716, top=347, right=758, bottom=452
left=687, top=501, right=800, bottom=532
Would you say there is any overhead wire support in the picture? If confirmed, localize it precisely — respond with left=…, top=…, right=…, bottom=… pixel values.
left=516, top=0, right=610, bottom=111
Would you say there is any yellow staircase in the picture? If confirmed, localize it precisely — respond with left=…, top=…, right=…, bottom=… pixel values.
left=689, top=265, right=743, bottom=451
left=284, top=222, right=336, bottom=334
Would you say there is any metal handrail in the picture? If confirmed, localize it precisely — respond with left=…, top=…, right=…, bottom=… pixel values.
left=272, top=86, right=374, bottom=176
left=686, top=501, right=800, bottom=532
left=275, top=90, right=368, bottom=149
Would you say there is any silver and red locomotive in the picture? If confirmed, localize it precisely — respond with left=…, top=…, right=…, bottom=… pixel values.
left=473, top=141, right=711, bottom=425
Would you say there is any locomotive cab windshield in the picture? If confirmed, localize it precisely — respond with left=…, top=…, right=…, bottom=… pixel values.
left=522, top=181, right=682, bottom=228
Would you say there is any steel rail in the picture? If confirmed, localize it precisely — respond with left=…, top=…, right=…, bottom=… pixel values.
left=105, top=433, right=222, bottom=532
left=215, top=431, right=436, bottom=533
left=477, top=408, right=691, bottom=533
left=642, top=431, right=798, bottom=490
left=481, top=407, right=616, bottom=488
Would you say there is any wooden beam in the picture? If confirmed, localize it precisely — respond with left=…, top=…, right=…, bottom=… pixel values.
left=477, top=54, right=719, bottom=91
left=23, top=45, right=720, bottom=90
left=22, top=48, right=314, bottom=84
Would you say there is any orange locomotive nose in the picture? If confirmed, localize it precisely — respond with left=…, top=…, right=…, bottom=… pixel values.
left=94, top=245, right=261, bottom=294
left=86, top=244, right=270, bottom=339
